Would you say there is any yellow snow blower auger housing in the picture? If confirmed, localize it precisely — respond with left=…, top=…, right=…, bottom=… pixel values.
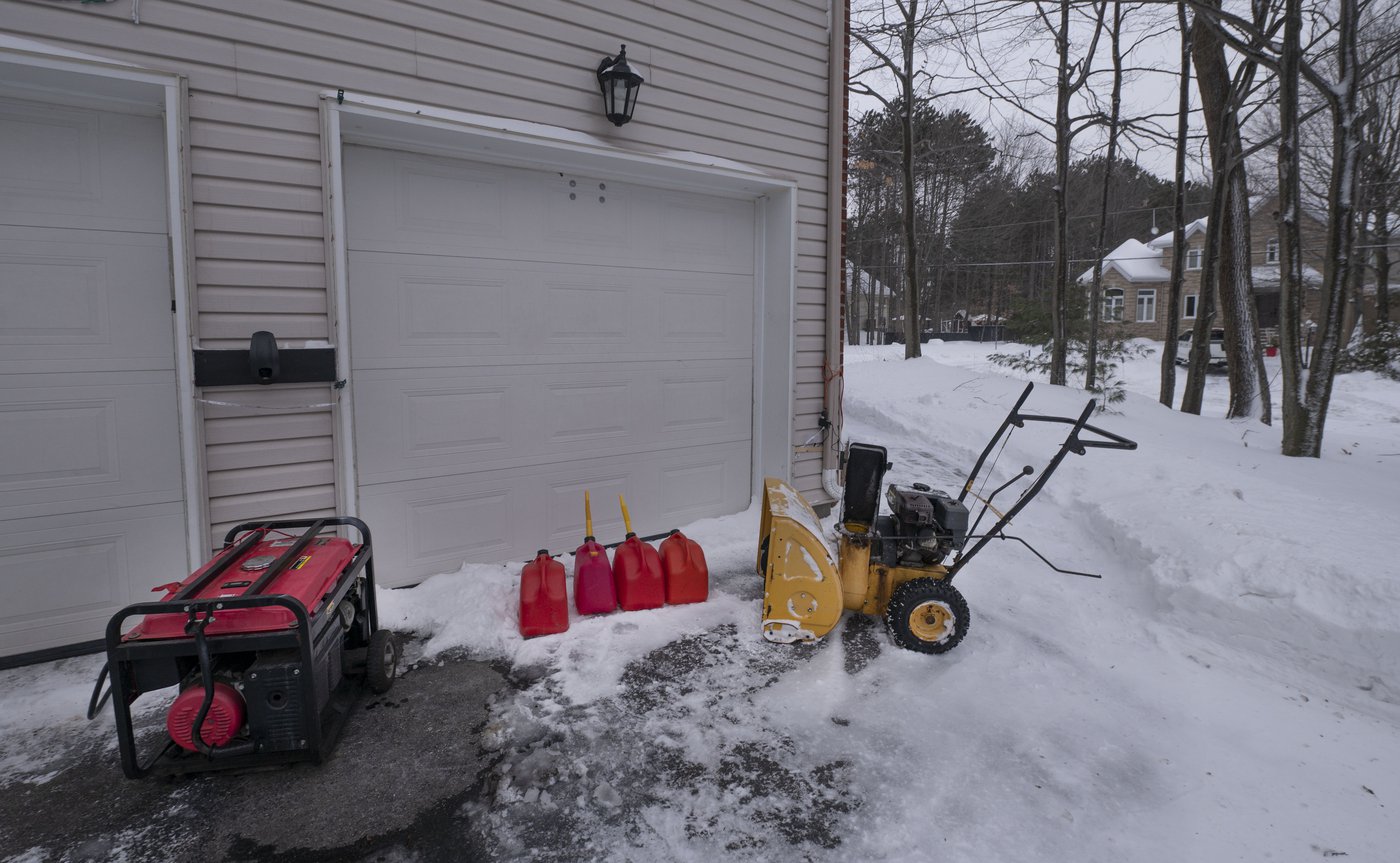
left=758, top=383, right=1137, bottom=653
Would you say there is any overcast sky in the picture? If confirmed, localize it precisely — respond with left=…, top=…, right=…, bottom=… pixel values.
left=849, top=2, right=1213, bottom=183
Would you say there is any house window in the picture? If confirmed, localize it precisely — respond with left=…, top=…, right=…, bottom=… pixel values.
left=1186, top=247, right=1203, bottom=270
left=1103, top=288, right=1124, bottom=322
left=1183, top=293, right=1198, bottom=319
left=1265, top=238, right=1279, bottom=263
left=1136, top=289, right=1156, bottom=323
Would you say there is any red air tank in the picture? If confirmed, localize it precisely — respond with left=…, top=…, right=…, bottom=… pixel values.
left=660, top=530, right=708, bottom=605
left=520, top=550, right=569, bottom=638
left=167, top=682, right=246, bottom=752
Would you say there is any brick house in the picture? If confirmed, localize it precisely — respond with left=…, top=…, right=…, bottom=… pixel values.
left=1078, top=195, right=1345, bottom=344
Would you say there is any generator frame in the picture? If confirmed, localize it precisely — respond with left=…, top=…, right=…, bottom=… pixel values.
left=100, top=516, right=382, bottom=779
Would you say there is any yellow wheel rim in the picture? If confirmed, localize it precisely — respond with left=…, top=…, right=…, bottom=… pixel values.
left=907, top=600, right=954, bottom=643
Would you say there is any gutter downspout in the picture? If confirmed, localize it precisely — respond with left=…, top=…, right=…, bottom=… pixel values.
left=822, top=0, right=848, bottom=503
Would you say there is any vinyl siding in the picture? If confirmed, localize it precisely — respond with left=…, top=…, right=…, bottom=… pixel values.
left=3, top=0, right=838, bottom=545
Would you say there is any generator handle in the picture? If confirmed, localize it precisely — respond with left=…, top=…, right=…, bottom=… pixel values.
left=223, top=515, right=373, bottom=549
left=220, top=516, right=379, bottom=634
left=104, top=593, right=316, bottom=658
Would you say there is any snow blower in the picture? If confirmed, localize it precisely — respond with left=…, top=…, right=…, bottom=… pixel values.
left=89, top=517, right=398, bottom=778
left=757, top=383, right=1137, bottom=653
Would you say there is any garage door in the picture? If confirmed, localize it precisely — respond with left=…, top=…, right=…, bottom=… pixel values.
left=0, top=96, right=187, bottom=658
left=344, top=146, right=755, bottom=584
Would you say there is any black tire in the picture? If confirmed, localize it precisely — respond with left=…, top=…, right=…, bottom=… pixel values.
left=884, top=578, right=970, bottom=654
left=366, top=628, right=399, bottom=694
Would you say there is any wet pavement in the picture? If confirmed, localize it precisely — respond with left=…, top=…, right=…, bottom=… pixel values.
left=1, top=657, right=508, bottom=862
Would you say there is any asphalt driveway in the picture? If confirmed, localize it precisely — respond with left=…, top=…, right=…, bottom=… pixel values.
left=1, top=653, right=509, bottom=862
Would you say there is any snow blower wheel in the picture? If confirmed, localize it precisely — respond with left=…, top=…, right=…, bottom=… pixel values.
left=885, top=578, right=969, bottom=654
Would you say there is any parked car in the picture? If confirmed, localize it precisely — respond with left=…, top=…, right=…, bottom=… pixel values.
left=1176, top=328, right=1228, bottom=366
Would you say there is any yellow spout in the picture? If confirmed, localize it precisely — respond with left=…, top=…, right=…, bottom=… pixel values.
left=619, top=494, right=634, bottom=535
left=585, top=490, right=594, bottom=538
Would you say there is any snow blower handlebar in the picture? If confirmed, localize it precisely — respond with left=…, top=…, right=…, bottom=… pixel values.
left=947, top=384, right=1137, bottom=580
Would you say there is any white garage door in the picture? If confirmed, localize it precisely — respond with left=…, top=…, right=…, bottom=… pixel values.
left=0, top=96, right=187, bottom=658
left=344, top=146, right=755, bottom=584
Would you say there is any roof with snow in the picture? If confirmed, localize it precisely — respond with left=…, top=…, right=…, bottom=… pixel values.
left=1077, top=238, right=1170, bottom=284
left=1251, top=264, right=1324, bottom=292
left=847, top=262, right=891, bottom=296
left=1147, top=217, right=1208, bottom=249
left=1146, top=194, right=1326, bottom=250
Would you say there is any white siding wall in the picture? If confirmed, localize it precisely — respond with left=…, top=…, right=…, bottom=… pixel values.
left=1, top=0, right=836, bottom=547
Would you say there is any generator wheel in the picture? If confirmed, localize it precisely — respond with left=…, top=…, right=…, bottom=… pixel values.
left=884, top=578, right=969, bottom=654
left=366, top=628, right=400, bottom=694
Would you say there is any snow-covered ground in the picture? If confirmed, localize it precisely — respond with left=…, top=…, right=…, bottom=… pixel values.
left=3, top=340, right=1397, bottom=862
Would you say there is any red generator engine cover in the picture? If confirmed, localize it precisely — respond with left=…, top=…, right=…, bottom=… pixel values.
left=126, top=532, right=359, bottom=641
left=167, top=682, right=247, bottom=751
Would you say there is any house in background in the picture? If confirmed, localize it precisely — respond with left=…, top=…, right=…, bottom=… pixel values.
left=1077, top=195, right=1375, bottom=344
left=0, top=1, right=849, bottom=663
left=846, top=263, right=894, bottom=344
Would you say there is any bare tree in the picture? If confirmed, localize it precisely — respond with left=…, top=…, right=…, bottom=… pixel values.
left=1084, top=1, right=1127, bottom=391
left=959, top=1, right=1108, bottom=384
left=1195, top=0, right=1400, bottom=455
left=1043, top=1, right=1109, bottom=385
left=1185, top=0, right=1271, bottom=422
left=1358, top=13, right=1400, bottom=329
left=850, top=1, right=951, bottom=359
left=1160, top=1, right=1194, bottom=407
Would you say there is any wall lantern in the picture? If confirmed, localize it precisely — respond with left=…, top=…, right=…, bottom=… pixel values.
left=597, top=44, right=644, bottom=127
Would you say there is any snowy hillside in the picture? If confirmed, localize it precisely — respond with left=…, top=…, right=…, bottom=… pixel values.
left=2, top=340, right=1395, bottom=862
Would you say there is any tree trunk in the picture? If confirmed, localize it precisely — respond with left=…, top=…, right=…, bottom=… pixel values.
left=1181, top=162, right=1225, bottom=415
left=1277, top=0, right=1310, bottom=453
left=1049, top=0, right=1073, bottom=386
left=1193, top=5, right=1268, bottom=422
left=1161, top=1, right=1192, bottom=407
left=1282, top=0, right=1362, bottom=457
left=1377, top=205, right=1392, bottom=325
left=1086, top=3, right=1124, bottom=393
left=901, top=12, right=921, bottom=359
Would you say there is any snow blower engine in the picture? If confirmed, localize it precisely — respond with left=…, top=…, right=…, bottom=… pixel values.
left=758, top=382, right=1137, bottom=653
left=88, top=517, right=398, bottom=779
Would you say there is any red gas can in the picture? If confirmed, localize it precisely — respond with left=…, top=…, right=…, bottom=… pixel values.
left=573, top=490, right=617, bottom=615
left=660, top=530, right=708, bottom=605
left=614, top=535, right=664, bottom=611
left=574, top=539, right=617, bottom=615
left=520, top=550, right=569, bottom=638
left=613, top=495, right=664, bottom=611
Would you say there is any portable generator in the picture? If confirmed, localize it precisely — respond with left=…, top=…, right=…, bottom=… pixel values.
left=90, top=517, right=398, bottom=779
